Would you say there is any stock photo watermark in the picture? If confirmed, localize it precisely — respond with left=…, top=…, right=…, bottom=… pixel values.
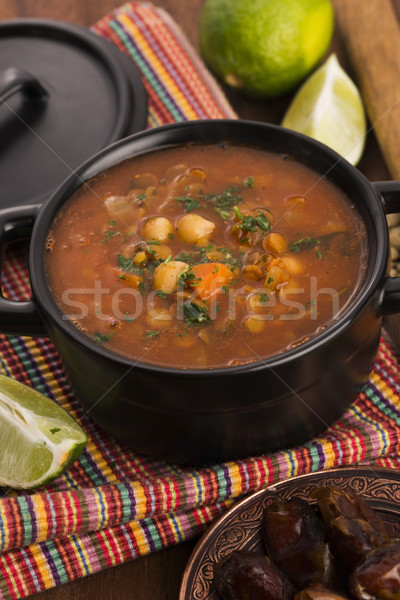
left=60, top=276, right=342, bottom=324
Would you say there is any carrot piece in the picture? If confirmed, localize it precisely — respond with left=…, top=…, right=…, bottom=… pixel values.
left=189, top=262, right=233, bottom=300
left=117, top=270, right=142, bottom=289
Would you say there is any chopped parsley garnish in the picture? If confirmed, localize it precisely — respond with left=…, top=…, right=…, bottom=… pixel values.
left=145, top=240, right=161, bottom=256
left=49, top=427, right=61, bottom=435
left=145, top=330, right=160, bottom=338
left=94, top=331, right=113, bottom=346
left=259, top=293, right=269, bottom=304
left=214, top=206, right=234, bottom=220
left=178, top=268, right=198, bottom=288
left=174, top=185, right=243, bottom=221
left=174, top=246, right=243, bottom=272
left=155, top=290, right=168, bottom=299
left=244, top=176, right=254, bottom=188
left=117, top=254, right=142, bottom=274
left=123, top=315, right=135, bottom=322
left=174, top=250, right=199, bottom=264
left=254, top=212, right=271, bottom=232
left=338, top=287, right=350, bottom=296
left=233, top=206, right=271, bottom=233
left=204, top=185, right=243, bottom=220
left=103, top=229, right=121, bottom=242
left=175, top=196, right=201, bottom=212
left=316, top=249, right=323, bottom=260
left=289, top=237, right=320, bottom=253
left=233, top=206, right=258, bottom=232
left=183, top=301, right=211, bottom=325
left=122, top=231, right=135, bottom=243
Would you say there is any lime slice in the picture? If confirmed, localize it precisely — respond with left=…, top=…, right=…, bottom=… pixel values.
left=282, top=53, right=367, bottom=165
left=0, top=374, right=88, bottom=489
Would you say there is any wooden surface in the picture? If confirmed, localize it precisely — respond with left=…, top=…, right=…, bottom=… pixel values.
left=0, top=1, right=395, bottom=598
left=333, top=0, right=400, bottom=179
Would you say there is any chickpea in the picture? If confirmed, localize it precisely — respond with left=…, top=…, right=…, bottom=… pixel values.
left=391, top=246, right=400, bottom=261
left=387, top=214, right=400, bottom=228
left=287, top=196, right=306, bottom=205
left=142, top=217, right=173, bottom=242
left=118, top=242, right=137, bottom=260
left=188, top=168, right=206, bottom=182
left=247, top=292, right=270, bottom=313
left=247, top=251, right=261, bottom=264
left=104, top=195, right=134, bottom=222
left=244, top=315, right=265, bottom=333
left=198, top=328, right=211, bottom=344
left=133, top=173, right=158, bottom=188
left=149, top=243, right=172, bottom=261
left=262, top=232, right=287, bottom=254
left=263, top=265, right=290, bottom=291
left=146, top=308, right=172, bottom=328
left=120, top=273, right=142, bottom=289
left=152, top=261, right=188, bottom=294
left=165, top=163, right=188, bottom=182
left=279, top=256, right=304, bottom=275
left=177, top=214, right=215, bottom=244
left=175, top=334, right=196, bottom=348
left=134, top=251, right=147, bottom=265
left=243, top=265, right=264, bottom=280
left=127, top=189, right=146, bottom=206
left=146, top=241, right=172, bottom=260
left=145, top=186, right=157, bottom=196
left=390, top=226, right=400, bottom=249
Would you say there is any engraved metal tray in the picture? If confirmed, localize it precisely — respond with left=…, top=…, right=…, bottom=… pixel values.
left=179, top=466, right=400, bottom=600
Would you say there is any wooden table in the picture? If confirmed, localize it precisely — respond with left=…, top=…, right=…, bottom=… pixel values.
left=0, top=1, right=394, bottom=598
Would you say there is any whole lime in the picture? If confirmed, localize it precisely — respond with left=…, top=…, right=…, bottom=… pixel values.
left=198, top=0, right=334, bottom=99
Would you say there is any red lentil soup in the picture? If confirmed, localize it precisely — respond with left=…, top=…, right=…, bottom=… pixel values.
left=45, top=143, right=368, bottom=369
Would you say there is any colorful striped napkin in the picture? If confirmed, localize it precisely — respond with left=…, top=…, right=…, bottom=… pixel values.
left=0, top=2, right=400, bottom=598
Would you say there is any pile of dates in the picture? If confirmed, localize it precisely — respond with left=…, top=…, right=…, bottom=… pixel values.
left=214, top=486, right=400, bottom=600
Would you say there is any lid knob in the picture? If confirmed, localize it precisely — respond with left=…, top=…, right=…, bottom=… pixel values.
left=0, top=67, right=47, bottom=105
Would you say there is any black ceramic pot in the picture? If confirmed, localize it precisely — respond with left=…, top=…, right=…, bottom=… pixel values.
left=0, top=120, right=399, bottom=464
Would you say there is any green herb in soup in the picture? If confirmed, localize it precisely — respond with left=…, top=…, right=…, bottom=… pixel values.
left=45, top=144, right=368, bottom=368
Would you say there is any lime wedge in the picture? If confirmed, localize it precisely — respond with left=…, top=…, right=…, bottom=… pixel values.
left=0, top=374, right=88, bottom=489
left=282, top=53, right=367, bottom=165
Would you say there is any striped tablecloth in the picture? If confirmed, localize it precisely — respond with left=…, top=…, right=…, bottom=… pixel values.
left=0, top=2, right=400, bottom=598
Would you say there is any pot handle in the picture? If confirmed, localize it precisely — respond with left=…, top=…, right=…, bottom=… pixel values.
left=373, top=180, right=400, bottom=315
left=0, top=204, right=46, bottom=336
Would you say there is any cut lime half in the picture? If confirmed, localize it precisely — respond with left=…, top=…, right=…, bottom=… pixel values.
left=282, top=53, right=367, bottom=165
left=0, top=374, right=88, bottom=489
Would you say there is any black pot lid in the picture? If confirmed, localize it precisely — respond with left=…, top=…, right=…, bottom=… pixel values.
left=0, top=19, right=148, bottom=208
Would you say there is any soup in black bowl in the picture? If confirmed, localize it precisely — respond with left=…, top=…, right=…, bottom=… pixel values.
left=45, top=142, right=367, bottom=369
